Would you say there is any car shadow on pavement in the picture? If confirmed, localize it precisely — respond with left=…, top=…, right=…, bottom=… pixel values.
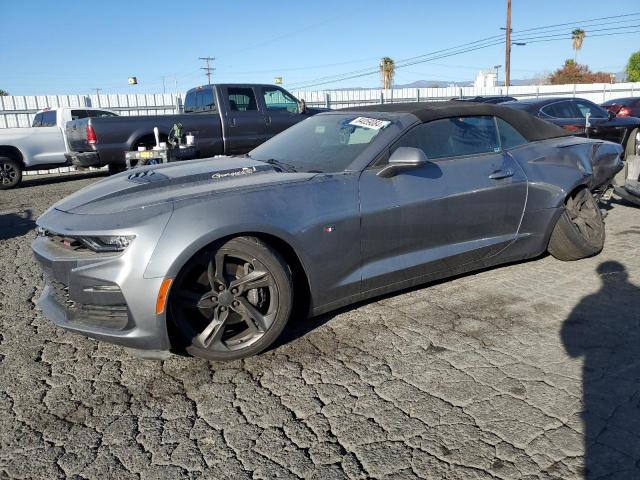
left=0, top=209, right=35, bottom=240
left=561, top=261, right=640, bottom=479
left=273, top=255, right=547, bottom=352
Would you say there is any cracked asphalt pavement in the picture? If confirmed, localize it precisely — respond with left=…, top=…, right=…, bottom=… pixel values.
left=1, top=171, right=640, bottom=479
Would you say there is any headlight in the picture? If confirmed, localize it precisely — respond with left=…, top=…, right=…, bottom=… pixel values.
left=79, top=235, right=135, bottom=252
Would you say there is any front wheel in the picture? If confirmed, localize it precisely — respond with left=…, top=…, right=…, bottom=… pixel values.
left=0, top=157, right=22, bottom=190
left=170, top=237, right=293, bottom=361
left=548, top=188, right=605, bottom=261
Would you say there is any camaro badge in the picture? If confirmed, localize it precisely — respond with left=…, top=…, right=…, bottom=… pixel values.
left=211, top=167, right=258, bottom=179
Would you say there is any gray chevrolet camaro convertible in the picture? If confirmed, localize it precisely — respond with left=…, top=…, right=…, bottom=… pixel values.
left=32, top=102, right=623, bottom=361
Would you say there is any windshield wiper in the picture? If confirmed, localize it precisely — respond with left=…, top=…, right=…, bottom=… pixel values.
left=245, top=154, right=298, bottom=173
left=260, top=158, right=298, bottom=173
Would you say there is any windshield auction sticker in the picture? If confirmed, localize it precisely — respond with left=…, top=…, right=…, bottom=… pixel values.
left=348, top=117, right=391, bottom=130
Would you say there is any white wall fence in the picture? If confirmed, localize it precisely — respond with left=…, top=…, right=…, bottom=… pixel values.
left=291, top=82, right=640, bottom=109
left=0, top=93, right=181, bottom=128
left=1, top=82, right=639, bottom=128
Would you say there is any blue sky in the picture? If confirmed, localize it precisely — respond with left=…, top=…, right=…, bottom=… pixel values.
left=0, top=0, right=638, bottom=95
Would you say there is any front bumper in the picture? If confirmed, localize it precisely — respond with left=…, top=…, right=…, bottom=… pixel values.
left=66, top=151, right=102, bottom=167
left=32, top=207, right=174, bottom=352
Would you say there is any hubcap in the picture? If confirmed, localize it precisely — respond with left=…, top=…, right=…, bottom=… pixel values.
left=172, top=250, right=277, bottom=352
left=1, top=162, right=17, bottom=185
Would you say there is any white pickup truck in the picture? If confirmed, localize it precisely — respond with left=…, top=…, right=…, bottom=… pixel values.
left=0, top=107, right=117, bottom=189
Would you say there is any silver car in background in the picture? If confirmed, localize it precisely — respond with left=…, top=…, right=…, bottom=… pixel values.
left=32, top=103, right=623, bottom=361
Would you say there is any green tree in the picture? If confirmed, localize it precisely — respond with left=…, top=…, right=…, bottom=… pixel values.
left=626, top=51, right=640, bottom=82
left=0, top=89, right=8, bottom=96
left=379, top=57, right=395, bottom=90
left=571, top=28, right=586, bottom=62
left=549, top=59, right=611, bottom=85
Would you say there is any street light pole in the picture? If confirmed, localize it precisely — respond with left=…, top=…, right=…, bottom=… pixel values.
left=505, top=0, right=512, bottom=87
left=494, top=65, right=502, bottom=86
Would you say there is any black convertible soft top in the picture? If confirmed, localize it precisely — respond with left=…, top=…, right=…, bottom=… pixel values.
left=343, top=101, right=570, bottom=142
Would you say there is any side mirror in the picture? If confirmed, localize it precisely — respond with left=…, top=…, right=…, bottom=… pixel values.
left=298, top=99, right=307, bottom=114
left=377, top=147, right=429, bottom=178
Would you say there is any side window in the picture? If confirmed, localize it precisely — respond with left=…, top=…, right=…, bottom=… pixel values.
left=263, top=88, right=299, bottom=113
left=540, top=101, right=577, bottom=119
left=184, top=91, right=197, bottom=113
left=71, top=110, right=89, bottom=120
left=197, top=89, right=216, bottom=112
left=32, top=113, right=43, bottom=127
left=574, top=100, right=608, bottom=119
left=227, top=87, right=258, bottom=112
left=391, top=116, right=500, bottom=160
left=41, top=110, right=57, bottom=127
left=496, top=118, right=528, bottom=149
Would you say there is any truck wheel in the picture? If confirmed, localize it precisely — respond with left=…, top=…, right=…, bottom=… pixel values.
left=0, top=157, right=22, bottom=190
left=170, top=236, right=293, bottom=361
left=108, top=163, right=126, bottom=175
left=548, top=188, right=605, bottom=261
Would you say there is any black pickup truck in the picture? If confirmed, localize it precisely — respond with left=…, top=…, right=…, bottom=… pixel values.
left=65, top=84, right=325, bottom=173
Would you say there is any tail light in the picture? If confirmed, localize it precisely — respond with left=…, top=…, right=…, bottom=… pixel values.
left=617, top=106, right=631, bottom=117
left=86, top=122, right=97, bottom=144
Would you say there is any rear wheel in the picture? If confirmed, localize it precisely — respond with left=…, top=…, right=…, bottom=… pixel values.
left=170, top=236, right=293, bottom=361
left=548, top=188, right=605, bottom=261
left=0, top=157, right=22, bottom=190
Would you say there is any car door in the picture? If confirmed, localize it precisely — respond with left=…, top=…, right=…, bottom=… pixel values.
left=358, top=115, right=527, bottom=291
left=260, top=86, right=302, bottom=137
left=27, top=110, right=67, bottom=165
left=221, top=86, right=268, bottom=154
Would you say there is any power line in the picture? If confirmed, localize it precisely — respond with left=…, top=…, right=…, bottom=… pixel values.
left=288, top=28, right=639, bottom=90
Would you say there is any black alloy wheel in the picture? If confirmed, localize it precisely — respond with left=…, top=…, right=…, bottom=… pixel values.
left=170, top=236, right=293, bottom=360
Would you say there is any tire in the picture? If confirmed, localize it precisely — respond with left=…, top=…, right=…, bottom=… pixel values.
left=625, top=128, right=640, bottom=162
left=169, top=236, right=293, bottom=361
left=548, top=188, right=605, bottom=261
left=0, top=157, right=23, bottom=190
left=108, top=163, right=126, bottom=175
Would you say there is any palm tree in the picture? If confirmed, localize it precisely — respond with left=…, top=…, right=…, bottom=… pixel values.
left=0, top=89, right=8, bottom=96
left=379, top=57, right=395, bottom=90
left=572, top=29, right=586, bottom=62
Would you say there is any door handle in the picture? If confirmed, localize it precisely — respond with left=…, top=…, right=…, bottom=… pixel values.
left=265, top=116, right=271, bottom=125
left=489, top=169, right=514, bottom=180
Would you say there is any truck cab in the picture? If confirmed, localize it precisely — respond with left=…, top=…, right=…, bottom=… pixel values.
left=183, top=84, right=316, bottom=153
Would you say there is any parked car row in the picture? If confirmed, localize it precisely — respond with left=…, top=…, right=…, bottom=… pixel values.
left=1, top=83, right=325, bottom=189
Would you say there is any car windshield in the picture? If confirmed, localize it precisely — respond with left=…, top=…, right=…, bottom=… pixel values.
left=248, top=114, right=393, bottom=173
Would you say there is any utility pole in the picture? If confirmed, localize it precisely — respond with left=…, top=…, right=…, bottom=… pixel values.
left=199, top=57, right=215, bottom=85
left=162, top=76, right=166, bottom=94
left=504, top=0, right=512, bottom=87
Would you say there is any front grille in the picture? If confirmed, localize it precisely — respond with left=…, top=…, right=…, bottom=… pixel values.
left=48, top=278, right=130, bottom=330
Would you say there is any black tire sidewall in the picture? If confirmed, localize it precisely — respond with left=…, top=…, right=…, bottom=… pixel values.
left=176, top=237, right=293, bottom=361
left=566, top=190, right=605, bottom=250
left=0, top=157, right=23, bottom=190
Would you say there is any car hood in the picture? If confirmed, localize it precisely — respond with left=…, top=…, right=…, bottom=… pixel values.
left=52, top=156, right=316, bottom=215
